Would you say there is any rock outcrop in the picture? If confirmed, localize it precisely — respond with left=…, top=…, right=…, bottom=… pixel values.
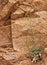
left=0, top=0, right=47, bottom=65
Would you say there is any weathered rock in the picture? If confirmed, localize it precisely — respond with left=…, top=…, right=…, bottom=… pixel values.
left=11, top=4, right=38, bottom=20
left=0, top=58, right=10, bottom=65
left=1, top=0, right=8, bottom=5
left=0, top=24, right=11, bottom=46
left=14, top=59, right=32, bottom=65
left=3, top=52, right=17, bottom=60
left=0, top=19, right=11, bottom=27
left=31, top=0, right=47, bottom=11
left=19, top=5, right=34, bottom=13
left=0, top=0, right=8, bottom=5
left=0, top=2, right=14, bottom=20
left=35, top=11, right=47, bottom=19
left=11, top=8, right=24, bottom=20
left=19, top=0, right=47, bottom=11
left=0, top=0, right=47, bottom=65
left=11, top=17, right=47, bottom=53
left=2, top=51, right=27, bottom=61
left=0, top=0, right=8, bottom=12
left=9, top=0, right=19, bottom=3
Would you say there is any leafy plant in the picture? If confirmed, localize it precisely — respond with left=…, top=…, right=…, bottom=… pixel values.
left=27, top=46, right=44, bottom=62
left=28, top=46, right=44, bottom=56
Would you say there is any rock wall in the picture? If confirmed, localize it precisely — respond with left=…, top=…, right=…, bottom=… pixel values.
left=0, top=0, right=47, bottom=65
left=11, top=17, right=47, bottom=53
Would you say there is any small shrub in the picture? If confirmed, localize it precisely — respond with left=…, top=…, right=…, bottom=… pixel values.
left=27, top=46, right=44, bottom=62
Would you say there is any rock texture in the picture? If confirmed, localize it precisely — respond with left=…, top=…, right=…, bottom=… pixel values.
left=0, top=0, right=47, bottom=65
left=11, top=17, right=47, bottom=53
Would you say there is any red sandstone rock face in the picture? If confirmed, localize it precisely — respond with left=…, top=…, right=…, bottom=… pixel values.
left=0, top=25, right=11, bottom=46
left=0, top=2, right=14, bottom=20
left=11, top=17, right=47, bottom=53
left=11, top=8, right=25, bottom=20
left=0, top=0, right=47, bottom=65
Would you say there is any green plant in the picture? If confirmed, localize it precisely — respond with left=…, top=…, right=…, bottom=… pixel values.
left=25, top=17, right=35, bottom=49
left=28, top=46, right=44, bottom=56
left=27, top=46, right=44, bottom=62
left=25, top=17, right=44, bottom=62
